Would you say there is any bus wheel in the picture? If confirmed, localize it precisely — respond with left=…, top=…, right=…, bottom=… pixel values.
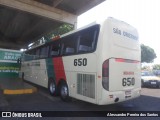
left=48, top=79, right=57, bottom=96
left=60, top=82, right=69, bottom=101
left=141, top=80, right=144, bottom=88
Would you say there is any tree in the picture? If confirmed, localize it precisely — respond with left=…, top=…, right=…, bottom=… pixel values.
left=46, top=24, right=74, bottom=40
left=141, top=65, right=152, bottom=71
left=141, top=44, right=156, bottom=63
left=152, top=64, right=160, bottom=70
left=29, top=24, right=74, bottom=47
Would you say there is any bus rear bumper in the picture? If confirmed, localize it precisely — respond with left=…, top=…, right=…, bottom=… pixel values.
left=98, top=88, right=141, bottom=105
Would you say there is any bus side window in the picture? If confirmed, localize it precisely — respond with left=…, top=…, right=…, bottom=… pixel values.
left=40, top=46, right=49, bottom=58
left=61, top=35, right=77, bottom=56
left=78, top=25, right=99, bottom=54
left=65, top=47, right=75, bottom=54
left=35, top=49, right=40, bottom=59
left=92, top=30, right=98, bottom=50
left=78, top=45, right=91, bottom=52
left=50, top=41, right=60, bottom=57
left=78, top=33, right=92, bottom=53
left=25, top=50, right=35, bottom=61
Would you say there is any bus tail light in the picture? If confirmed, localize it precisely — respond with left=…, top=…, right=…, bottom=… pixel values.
left=115, top=58, right=140, bottom=63
left=102, top=59, right=109, bottom=91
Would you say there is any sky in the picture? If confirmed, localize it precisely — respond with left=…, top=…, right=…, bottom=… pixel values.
left=77, top=0, right=160, bottom=64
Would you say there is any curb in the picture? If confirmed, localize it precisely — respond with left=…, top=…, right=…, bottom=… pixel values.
left=3, top=87, right=37, bottom=95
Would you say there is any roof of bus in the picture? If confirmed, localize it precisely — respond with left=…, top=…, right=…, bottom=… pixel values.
left=0, top=48, right=21, bottom=53
left=60, top=17, right=137, bottom=38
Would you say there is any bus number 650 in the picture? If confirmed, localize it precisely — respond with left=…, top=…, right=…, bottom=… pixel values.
left=74, top=58, right=87, bottom=66
left=122, top=77, right=135, bottom=86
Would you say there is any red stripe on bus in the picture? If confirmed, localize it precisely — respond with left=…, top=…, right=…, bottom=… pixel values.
left=115, top=58, right=140, bottom=63
left=53, top=57, right=66, bottom=83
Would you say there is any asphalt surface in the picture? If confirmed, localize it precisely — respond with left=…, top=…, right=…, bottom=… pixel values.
left=0, top=85, right=160, bottom=120
left=0, top=78, right=37, bottom=95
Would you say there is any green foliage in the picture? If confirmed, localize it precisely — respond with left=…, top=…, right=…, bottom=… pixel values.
left=152, top=64, right=160, bottom=70
left=141, top=66, right=151, bottom=71
left=46, top=24, right=74, bottom=40
left=141, top=44, right=157, bottom=63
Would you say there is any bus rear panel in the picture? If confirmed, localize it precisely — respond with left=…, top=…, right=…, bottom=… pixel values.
left=99, top=18, right=141, bottom=105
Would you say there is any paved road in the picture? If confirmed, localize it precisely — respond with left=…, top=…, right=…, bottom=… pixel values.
left=0, top=86, right=160, bottom=120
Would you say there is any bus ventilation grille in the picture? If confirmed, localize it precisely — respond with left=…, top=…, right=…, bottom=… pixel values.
left=77, top=73, right=95, bottom=99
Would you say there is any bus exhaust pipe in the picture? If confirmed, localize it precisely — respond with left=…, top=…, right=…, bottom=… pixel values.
left=114, top=97, right=119, bottom=103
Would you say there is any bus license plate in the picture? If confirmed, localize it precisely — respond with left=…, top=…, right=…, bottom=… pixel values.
left=125, top=90, right=131, bottom=95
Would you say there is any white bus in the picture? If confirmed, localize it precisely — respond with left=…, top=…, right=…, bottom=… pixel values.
left=20, top=17, right=141, bottom=105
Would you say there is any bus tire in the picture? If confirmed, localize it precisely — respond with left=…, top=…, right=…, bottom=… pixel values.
left=141, top=80, right=144, bottom=88
left=60, top=82, right=69, bottom=101
left=48, top=79, right=57, bottom=96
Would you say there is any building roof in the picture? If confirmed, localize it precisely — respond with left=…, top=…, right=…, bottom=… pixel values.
left=0, top=0, right=105, bottom=49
